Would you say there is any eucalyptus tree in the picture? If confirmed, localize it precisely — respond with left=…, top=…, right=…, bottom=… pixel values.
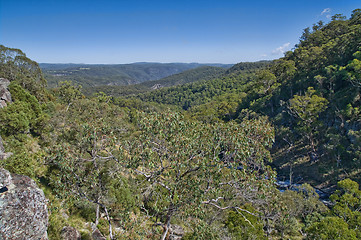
left=121, top=110, right=275, bottom=239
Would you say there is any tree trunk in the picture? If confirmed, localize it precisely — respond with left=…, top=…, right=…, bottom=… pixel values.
left=103, top=206, right=113, bottom=240
left=95, top=204, right=100, bottom=226
left=161, top=216, right=171, bottom=240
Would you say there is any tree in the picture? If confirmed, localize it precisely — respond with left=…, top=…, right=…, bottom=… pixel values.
left=54, top=81, right=84, bottom=111
left=306, top=216, right=357, bottom=240
left=330, top=179, right=361, bottom=238
left=345, top=51, right=361, bottom=87
left=0, top=45, right=47, bottom=100
left=287, top=87, right=328, bottom=159
left=122, top=110, right=275, bottom=239
left=47, top=96, right=132, bottom=239
left=306, top=179, right=361, bottom=239
left=0, top=83, right=48, bottom=136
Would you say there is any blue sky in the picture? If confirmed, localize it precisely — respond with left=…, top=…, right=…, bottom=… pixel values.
left=0, top=0, right=359, bottom=64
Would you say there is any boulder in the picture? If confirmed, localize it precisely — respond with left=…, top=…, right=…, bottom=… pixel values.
left=0, top=168, right=48, bottom=240
left=60, top=226, right=81, bottom=240
left=0, top=78, right=12, bottom=108
left=169, top=225, right=185, bottom=240
left=91, top=223, right=107, bottom=240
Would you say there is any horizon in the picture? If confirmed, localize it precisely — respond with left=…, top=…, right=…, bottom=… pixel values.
left=38, top=61, right=237, bottom=65
left=0, top=0, right=360, bottom=64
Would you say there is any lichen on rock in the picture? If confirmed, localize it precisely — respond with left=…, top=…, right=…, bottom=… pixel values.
left=0, top=168, right=48, bottom=240
left=0, top=78, right=12, bottom=108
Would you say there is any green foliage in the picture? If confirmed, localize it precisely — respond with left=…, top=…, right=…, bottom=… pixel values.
left=344, top=51, right=361, bottom=87
left=225, top=205, right=265, bottom=240
left=225, top=60, right=271, bottom=74
left=121, top=110, right=275, bottom=238
left=2, top=9, right=361, bottom=240
left=287, top=87, right=328, bottom=154
left=0, top=101, right=31, bottom=135
left=288, top=87, right=329, bottom=125
left=0, top=83, right=48, bottom=136
left=330, top=179, right=361, bottom=237
left=53, top=81, right=84, bottom=105
left=306, top=216, right=357, bottom=240
left=182, top=222, right=221, bottom=240
left=47, top=212, right=67, bottom=240
left=305, top=179, right=361, bottom=239
left=0, top=45, right=47, bottom=100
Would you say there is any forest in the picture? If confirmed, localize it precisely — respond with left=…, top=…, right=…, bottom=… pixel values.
left=1, top=9, right=361, bottom=240
left=42, top=62, right=232, bottom=88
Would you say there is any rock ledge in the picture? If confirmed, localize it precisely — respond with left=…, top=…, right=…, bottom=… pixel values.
left=0, top=168, right=48, bottom=240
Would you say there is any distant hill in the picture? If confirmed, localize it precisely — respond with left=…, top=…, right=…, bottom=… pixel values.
left=40, top=62, right=232, bottom=88
left=225, top=60, right=272, bottom=74
left=82, top=66, right=227, bottom=97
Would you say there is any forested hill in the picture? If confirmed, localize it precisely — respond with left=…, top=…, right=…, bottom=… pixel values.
left=224, top=60, right=271, bottom=74
left=82, top=66, right=227, bottom=97
left=133, top=10, right=361, bottom=187
left=41, top=62, right=232, bottom=88
left=2, top=9, right=361, bottom=240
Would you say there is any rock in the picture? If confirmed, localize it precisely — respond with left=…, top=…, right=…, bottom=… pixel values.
left=0, top=78, right=12, bottom=108
left=0, top=79, right=13, bottom=160
left=60, top=226, right=81, bottom=240
left=91, top=223, right=107, bottom=240
left=151, top=84, right=163, bottom=90
left=92, top=229, right=107, bottom=240
left=59, top=208, right=69, bottom=220
left=0, top=135, right=5, bottom=154
left=169, top=225, right=184, bottom=240
left=0, top=168, right=12, bottom=188
left=0, top=168, right=48, bottom=240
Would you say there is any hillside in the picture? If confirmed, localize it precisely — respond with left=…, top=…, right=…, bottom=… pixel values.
left=131, top=10, right=361, bottom=188
left=82, top=65, right=227, bottom=97
left=41, top=62, right=232, bottom=88
left=1, top=9, right=361, bottom=240
left=224, top=60, right=271, bottom=74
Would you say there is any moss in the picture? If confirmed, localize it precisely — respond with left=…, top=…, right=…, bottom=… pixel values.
left=80, top=229, right=92, bottom=240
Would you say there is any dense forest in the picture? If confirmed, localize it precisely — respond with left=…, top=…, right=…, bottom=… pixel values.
left=1, top=9, right=361, bottom=240
left=42, top=63, right=232, bottom=88
left=81, top=66, right=228, bottom=97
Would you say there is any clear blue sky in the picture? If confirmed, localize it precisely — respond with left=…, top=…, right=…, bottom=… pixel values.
left=0, top=0, right=359, bottom=64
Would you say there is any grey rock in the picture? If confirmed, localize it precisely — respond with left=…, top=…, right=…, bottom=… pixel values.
left=151, top=84, right=163, bottom=90
left=92, top=229, right=107, bottom=240
left=0, top=168, right=12, bottom=189
left=0, top=168, right=48, bottom=240
left=91, top=223, right=107, bottom=240
left=0, top=135, right=5, bottom=156
left=0, top=78, right=12, bottom=108
left=60, top=226, right=81, bottom=240
left=60, top=208, right=69, bottom=220
left=169, top=225, right=184, bottom=240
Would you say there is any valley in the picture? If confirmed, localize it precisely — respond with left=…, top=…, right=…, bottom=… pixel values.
left=1, top=9, right=361, bottom=240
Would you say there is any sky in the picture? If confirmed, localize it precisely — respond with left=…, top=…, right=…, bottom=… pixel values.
left=0, top=0, right=360, bottom=64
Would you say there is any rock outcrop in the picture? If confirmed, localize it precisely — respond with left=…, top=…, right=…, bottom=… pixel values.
left=60, top=226, right=81, bottom=240
left=0, top=168, right=48, bottom=240
left=0, top=78, right=12, bottom=108
left=0, top=78, right=12, bottom=160
left=169, top=225, right=185, bottom=240
left=91, top=223, right=107, bottom=240
left=151, top=83, right=163, bottom=90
